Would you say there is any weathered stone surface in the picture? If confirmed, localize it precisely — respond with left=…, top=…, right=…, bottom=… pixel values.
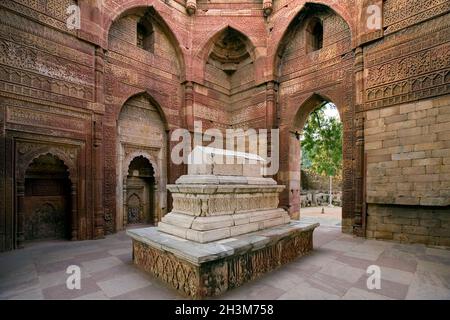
left=366, top=96, right=450, bottom=208
left=366, top=204, right=450, bottom=246
left=1, top=0, right=450, bottom=251
left=128, top=221, right=319, bottom=298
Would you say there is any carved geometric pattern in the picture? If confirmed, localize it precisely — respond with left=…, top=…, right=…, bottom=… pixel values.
left=132, top=229, right=314, bottom=298
left=364, top=14, right=450, bottom=110
left=384, top=0, right=450, bottom=34
left=0, top=1, right=77, bottom=35
left=133, top=240, right=200, bottom=297
left=15, top=140, right=78, bottom=182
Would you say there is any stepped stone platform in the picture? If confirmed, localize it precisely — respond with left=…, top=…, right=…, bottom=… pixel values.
left=127, top=221, right=319, bottom=299
left=128, top=147, right=319, bottom=298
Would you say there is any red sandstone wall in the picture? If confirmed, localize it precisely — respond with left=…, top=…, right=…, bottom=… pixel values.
left=0, top=0, right=449, bottom=250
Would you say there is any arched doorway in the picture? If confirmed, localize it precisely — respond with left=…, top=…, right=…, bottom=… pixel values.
left=297, top=100, right=343, bottom=228
left=125, top=156, right=156, bottom=225
left=274, top=3, right=356, bottom=234
left=23, top=153, right=72, bottom=241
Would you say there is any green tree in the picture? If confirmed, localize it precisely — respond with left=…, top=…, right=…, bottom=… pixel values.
left=301, top=103, right=342, bottom=205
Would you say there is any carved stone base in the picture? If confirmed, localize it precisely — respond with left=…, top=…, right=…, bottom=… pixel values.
left=127, top=221, right=319, bottom=299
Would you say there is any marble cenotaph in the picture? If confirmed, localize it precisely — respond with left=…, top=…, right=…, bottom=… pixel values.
left=127, top=147, right=319, bottom=298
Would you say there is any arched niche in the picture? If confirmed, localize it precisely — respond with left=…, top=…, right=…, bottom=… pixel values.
left=14, top=143, right=80, bottom=248
left=107, top=6, right=183, bottom=79
left=124, top=156, right=156, bottom=225
left=116, top=93, right=167, bottom=230
left=23, top=154, right=72, bottom=242
left=203, top=26, right=256, bottom=95
left=274, top=2, right=352, bottom=78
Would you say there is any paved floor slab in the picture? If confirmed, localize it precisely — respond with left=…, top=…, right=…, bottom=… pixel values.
left=1, top=224, right=449, bottom=300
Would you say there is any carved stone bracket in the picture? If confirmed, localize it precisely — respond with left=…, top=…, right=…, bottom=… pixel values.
left=263, top=0, right=273, bottom=17
left=186, top=0, right=197, bottom=16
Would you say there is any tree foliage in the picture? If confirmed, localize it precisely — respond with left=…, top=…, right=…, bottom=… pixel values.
left=301, top=103, right=343, bottom=177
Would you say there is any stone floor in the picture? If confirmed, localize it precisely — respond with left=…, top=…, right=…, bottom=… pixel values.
left=1, top=224, right=449, bottom=300
left=299, top=206, right=342, bottom=227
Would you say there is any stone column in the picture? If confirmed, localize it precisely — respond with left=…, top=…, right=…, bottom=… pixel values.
left=266, top=81, right=278, bottom=129
left=0, top=107, right=5, bottom=251
left=353, top=46, right=366, bottom=236
left=153, top=183, right=159, bottom=224
left=123, top=181, right=128, bottom=227
left=186, top=0, right=197, bottom=15
left=93, top=46, right=105, bottom=239
left=184, top=81, right=194, bottom=132
left=71, top=184, right=78, bottom=240
left=16, top=181, right=25, bottom=249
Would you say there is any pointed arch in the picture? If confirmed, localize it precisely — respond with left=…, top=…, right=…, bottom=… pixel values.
left=270, top=1, right=355, bottom=79
left=18, top=149, right=77, bottom=183
left=104, top=3, right=186, bottom=80
left=291, top=93, right=342, bottom=130
left=116, top=90, right=168, bottom=230
left=123, top=152, right=159, bottom=181
left=117, top=91, right=169, bottom=132
left=195, top=24, right=258, bottom=64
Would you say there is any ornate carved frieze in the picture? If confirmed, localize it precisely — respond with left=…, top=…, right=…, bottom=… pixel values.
left=229, top=102, right=266, bottom=126
left=0, top=95, right=91, bottom=120
left=364, top=18, right=450, bottom=110
left=0, top=1, right=77, bottom=35
left=280, top=67, right=346, bottom=96
left=0, top=24, right=92, bottom=67
left=11, top=0, right=77, bottom=23
left=133, top=240, right=200, bottom=297
left=0, top=39, right=93, bottom=86
left=383, top=0, right=450, bottom=35
left=15, top=140, right=79, bottom=181
left=6, top=106, right=85, bottom=133
left=131, top=224, right=315, bottom=299
left=366, top=44, right=449, bottom=88
left=365, top=15, right=450, bottom=68
left=0, top=64, right=94, bottom=101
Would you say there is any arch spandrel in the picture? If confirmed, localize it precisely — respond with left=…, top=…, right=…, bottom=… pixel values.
left=269, top=0, right=356, bottom=79
left=16, top=144, right=79, bottom=183
left=103, top=1, right=187, bottom=81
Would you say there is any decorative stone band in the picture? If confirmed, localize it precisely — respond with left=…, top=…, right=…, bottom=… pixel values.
left=161, top=179, right=289, bottom=243
left=127, top=221, right=319, bottom=299
left=168, top=184, right=284, bottom=215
